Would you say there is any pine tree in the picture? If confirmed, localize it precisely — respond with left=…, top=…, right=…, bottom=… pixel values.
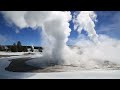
left=11, top=43, right=17, bottom=52
left=39, top=47, right=43, bottom=52
left=0, top=45, right=2, bottom=51
left=17, top=41, right=22, bottom=52
left=23, top=46, right=28, bottom=52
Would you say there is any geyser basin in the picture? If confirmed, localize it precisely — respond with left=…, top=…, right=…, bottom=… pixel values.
left=1, top=11, right=120, bottom=73
left=26, top=58, right=120, bottom=71
left=5, top=56, right=120, bottom=73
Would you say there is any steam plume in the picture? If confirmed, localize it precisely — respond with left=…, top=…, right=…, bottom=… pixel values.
left=73, top=11, right=98, bottom=43
left=1, top=11, right=72, bottom=64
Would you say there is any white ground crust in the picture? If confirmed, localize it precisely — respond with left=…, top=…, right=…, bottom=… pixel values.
left=0, top=52, right=120, bottom=79
left=0, top=52, right=25, bottom=55
left=28, top=70, right=120, bottom=79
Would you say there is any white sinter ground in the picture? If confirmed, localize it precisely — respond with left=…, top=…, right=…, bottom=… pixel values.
left=0, top=52, right=120, bottom=79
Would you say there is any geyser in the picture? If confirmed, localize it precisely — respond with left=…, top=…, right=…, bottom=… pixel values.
left=1, top=11, right=120, bottom=70
left=1, top=11, right=73, bottom=65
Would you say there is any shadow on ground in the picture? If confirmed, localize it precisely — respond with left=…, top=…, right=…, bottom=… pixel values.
left=5, top=57, right=61, bottom=73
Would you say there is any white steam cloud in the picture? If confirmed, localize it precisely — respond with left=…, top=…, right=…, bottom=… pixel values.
left=72, top=11, right=120, bottom=66
left=1, top=11, right=120, bottom=69
left=73, top=11, right=98, bottom=43
left=1, top=11, right=72, bottom=65
left=1, top=11, right=28, bottom=29
left=69, top=35, right=120, bottom=64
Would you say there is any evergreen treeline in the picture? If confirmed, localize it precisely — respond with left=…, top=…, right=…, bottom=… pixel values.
left=0, top=41, right=43, bottom=52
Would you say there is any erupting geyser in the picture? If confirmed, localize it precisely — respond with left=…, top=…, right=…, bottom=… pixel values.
left=1, top=11, right=74, bottom=65
left=1, top=11, right=120, bottom=70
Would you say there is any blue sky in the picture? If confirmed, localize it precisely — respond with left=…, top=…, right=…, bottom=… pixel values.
left=0, top=11, right=120, bottom=46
